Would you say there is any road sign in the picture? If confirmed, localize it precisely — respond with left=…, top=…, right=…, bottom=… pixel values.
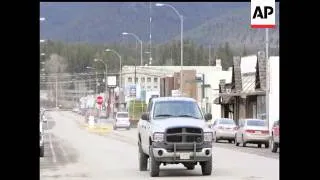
left=129, top=85, right=136, bottom=97
left=96, top=96, right=103, bottom=105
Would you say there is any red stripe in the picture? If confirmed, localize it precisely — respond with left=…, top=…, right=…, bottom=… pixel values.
left=251, top=25, right=276, bottom=28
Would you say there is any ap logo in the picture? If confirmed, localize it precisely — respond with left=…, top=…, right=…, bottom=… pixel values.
left=251, top=0, right=276, bottom=28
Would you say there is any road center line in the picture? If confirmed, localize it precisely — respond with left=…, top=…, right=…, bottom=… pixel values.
left=58, top=141, right=70, bottom=162
left=49, top=133, right=57, bottom=163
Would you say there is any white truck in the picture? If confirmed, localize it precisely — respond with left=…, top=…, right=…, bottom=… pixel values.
left=145, top=91, right=160, bottom=105
left=137, top=97, right=213, bottom=177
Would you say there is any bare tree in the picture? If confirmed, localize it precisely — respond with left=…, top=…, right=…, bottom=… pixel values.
left=44, top=53, right=68, bottom=106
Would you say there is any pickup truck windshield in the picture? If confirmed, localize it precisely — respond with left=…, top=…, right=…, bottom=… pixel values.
left=153, top=101, right=203, bottom=119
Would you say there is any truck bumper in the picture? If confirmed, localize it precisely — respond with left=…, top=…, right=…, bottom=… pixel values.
left=151, top=142, right=212, bottom=162
left=115, top=122, right=130, bottom=128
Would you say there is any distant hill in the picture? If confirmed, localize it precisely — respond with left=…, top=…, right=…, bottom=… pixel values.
left=40, top=2, right=279, bottom=53
left=179, top=6, right=279, bottom=54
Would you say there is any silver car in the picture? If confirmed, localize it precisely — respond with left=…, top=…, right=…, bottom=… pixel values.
left=40, top=120, right=44, bottom=157
left=235, top=119, right=270, bottom=148
left=113, top=112, right=130, bottom=130
left=212, top=118, right=236, bottom=143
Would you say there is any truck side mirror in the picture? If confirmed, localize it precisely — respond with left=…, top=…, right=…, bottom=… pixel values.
left=141, top=113, right=150, bottom=121
left=204, top=113, right=212, bottom=121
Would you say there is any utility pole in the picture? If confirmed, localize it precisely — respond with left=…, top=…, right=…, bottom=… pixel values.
left=209, top=44, right=211, bottom=66
left=171, top=48, right=173, bottom=65
left=202, top=74, right=205, bottom=100
left=180, top=15, right=184, bottom=95
left=55, top=74, right=58, bottom=108
left=95, top=71, right=98, bottom=96
left=104, top=62, right=108, bottom=105
left=265, top=28, right=270, bottom=131
left=134, top=65, right=137, bottom=85
left=77, top=79, right=80, bottom=105
left=149, top=2, right=153, bottom=65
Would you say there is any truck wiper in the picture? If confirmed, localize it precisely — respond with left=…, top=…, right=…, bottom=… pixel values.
left=176, top=114, right=200, bottom=119
left=155, top=114, right=174, bottom=117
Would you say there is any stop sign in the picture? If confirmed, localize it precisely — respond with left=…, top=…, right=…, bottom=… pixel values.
left=96, top=96, right=103, bottom=105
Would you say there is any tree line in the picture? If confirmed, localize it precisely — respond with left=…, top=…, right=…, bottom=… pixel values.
left=40, top=39, right=259, bottom=75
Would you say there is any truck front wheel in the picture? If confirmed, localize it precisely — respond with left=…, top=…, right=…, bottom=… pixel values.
left=149, top=147, right=160, bottom=177
left=201, top=157, right=212, bottom=176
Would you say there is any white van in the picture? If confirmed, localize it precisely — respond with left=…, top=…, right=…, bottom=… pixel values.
left=113, top=112, right=130, bottom=130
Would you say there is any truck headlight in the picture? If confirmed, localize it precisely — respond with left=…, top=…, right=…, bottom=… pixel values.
left=204, top=132, right=213, bottom=142
left=153, top=133, right=164, bottom=142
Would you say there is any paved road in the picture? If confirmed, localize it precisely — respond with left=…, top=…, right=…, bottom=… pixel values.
left=213, top=141, right=279, bottom=159
left=111, top=127, right=279, bottom=160
left=40, top=111, right=279, bottom=180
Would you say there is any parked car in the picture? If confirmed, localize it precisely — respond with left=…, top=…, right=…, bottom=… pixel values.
left=212, top=118, right=237, bottom=143
left=41, top=110, right=47, bottom=123
left=72, top=107, right=80, bottom=113
left=271, top=120, right=279, bottom=153
left=40, top=119, right=44, bottom=157
left=113, top=112, right=130, bottom=130
left=235, top=119, right=270, bottom=148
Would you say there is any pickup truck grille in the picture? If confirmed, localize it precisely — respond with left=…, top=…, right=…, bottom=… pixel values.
left=165, top=127, right=203, bottom=143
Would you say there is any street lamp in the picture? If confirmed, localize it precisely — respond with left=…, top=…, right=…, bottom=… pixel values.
left=40, top=17, right=46, bottom=21
left=122, top=32, right=143, bottom=66
left=155, top=3, right=184, bottom=95
left=105, top=48, right=122, bottom=100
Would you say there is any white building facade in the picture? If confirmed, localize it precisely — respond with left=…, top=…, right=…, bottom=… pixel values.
left=121, top=61, right=232, bottom=120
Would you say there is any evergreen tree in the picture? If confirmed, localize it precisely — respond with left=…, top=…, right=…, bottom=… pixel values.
left=242, top=44, right=248, bottom=56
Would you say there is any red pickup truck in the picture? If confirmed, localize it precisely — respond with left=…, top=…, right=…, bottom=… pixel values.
left=271, top=120, right=279, bottom=153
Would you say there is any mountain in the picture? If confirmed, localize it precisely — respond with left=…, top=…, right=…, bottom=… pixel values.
left=40, top=2, right=279, bottom=51
left=179, top=4, right=279, bottom=53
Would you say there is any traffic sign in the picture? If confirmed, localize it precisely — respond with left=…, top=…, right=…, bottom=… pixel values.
left=96, top=96, right=103, bottom=105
